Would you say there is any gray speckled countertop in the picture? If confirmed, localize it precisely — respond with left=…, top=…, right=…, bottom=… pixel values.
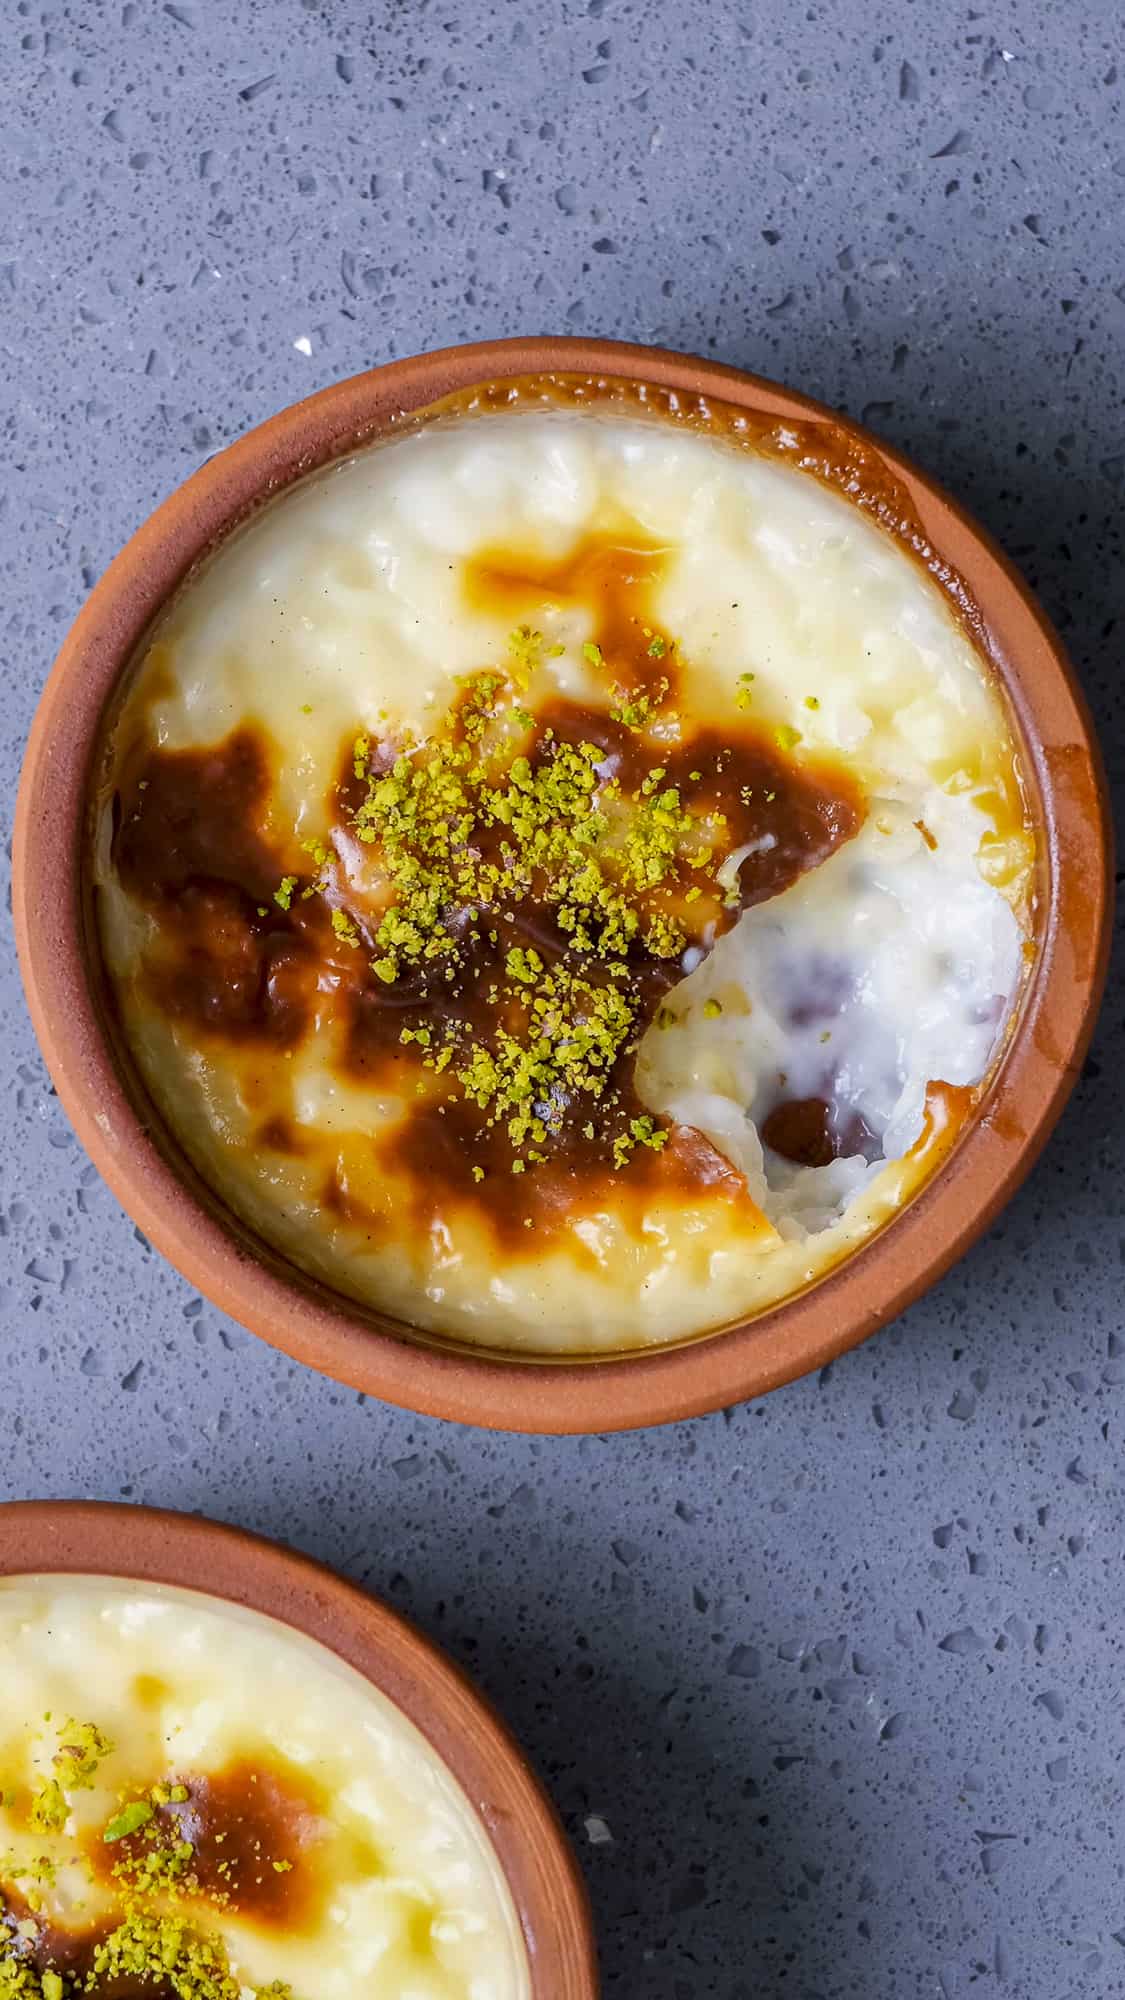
left=2, top=4, right=1123, bottom=1995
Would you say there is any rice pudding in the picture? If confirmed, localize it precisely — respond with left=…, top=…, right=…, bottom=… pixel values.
left=94, top=381, right=1034, bottom=1354
left=0, top=1578, right=528, bottom=1998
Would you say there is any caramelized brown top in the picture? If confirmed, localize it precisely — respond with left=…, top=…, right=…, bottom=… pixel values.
left=84, top=1753, right=333, bottom=1930
left=2, top=1891, right=139, bottom=1996
left=1, top=1749, right=349, bottom=1997
left=465, top=531, right=673, bottom=704
left=416, top=370, right=995, bottom=653
left=106, top=524, right=866, bottom=1250
left=113, top=726, right=318, bottom=1052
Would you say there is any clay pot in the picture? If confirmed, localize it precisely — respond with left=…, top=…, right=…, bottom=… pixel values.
left=13, top=338, right=1112, bottom=1431
left=0, top=1498, right=598, bottom=1996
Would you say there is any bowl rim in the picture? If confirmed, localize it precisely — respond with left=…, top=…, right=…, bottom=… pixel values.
left=12, top=334, right=1114, bottom=1432
left=0, top=1497, right=598, bottom=1996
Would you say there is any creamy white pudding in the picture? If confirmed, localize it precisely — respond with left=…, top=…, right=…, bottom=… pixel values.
left=94, top=383, right=1034, bottom=1353
left=0, top=1577, right=528, bottom=1999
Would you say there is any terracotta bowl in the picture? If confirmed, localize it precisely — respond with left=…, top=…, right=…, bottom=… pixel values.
left=13, top=337, right=1112, bottom=1431
left=0, top=1498, right=597, bottom=1996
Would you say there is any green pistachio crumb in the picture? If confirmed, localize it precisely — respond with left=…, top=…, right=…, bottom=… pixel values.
left=505, top=946, right=543, bottom=986
left=29, top=1780, right=68, bottom=1834
left=54, top=1720, right=114, bottom=1790
left=611, top=1115, right=668, bottom=1170
left=279, top=655, right=772, bottom=1177
left=104, top=1800, right=154, bottom=1844
left=610, top=676, right=669, bottom=730
left=507, top=625, right=542, bottom=687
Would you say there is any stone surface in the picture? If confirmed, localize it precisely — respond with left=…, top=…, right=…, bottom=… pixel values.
left=1, top=3, right=1123, bottom=1994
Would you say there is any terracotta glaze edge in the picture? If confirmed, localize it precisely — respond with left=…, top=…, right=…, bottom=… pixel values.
left=13, top=337, right=1113, bottom=1432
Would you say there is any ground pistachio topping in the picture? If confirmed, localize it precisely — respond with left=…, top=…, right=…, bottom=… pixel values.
left=51, top=1728, right=113, bottom=1797
left=102, top=1801, right=154, bottom=1845
left=29, top=1721, right=115, bottom=1838
left=283, top=629, right=754, bottom=1170
left=1, top=1724, right=302, bottom=2000
left=86, top=1915, right=288, bottom=2000
left=26, top=1794, right=65, bottom=1842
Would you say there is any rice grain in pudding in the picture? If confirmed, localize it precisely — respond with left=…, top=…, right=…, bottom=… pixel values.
left=0, top=1578, right=528, bottom=1998
left=94, top=382, right=1035, bottom=1353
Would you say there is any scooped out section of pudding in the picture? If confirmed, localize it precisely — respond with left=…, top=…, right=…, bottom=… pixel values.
left=637, top=796, right=1025, bottom=1237
left=93, top=389, right=1034, bottom=1353
left=0, top=1579, right=529, bottom=1999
